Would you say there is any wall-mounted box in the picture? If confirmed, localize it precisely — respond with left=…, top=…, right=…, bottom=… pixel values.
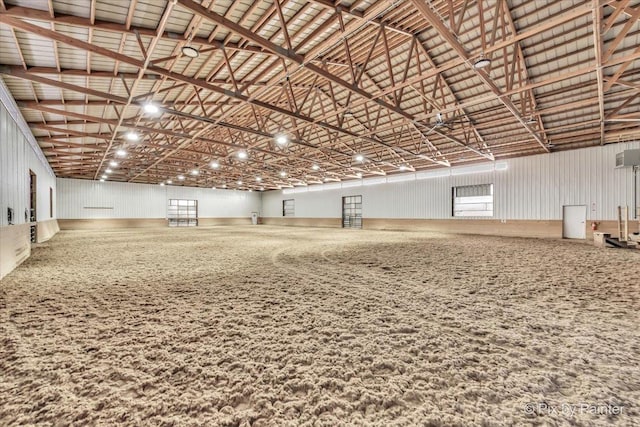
left=615, top=149, right=640, bottom=168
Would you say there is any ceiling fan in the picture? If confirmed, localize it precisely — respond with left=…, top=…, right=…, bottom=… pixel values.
left=424, top=112, right=470, bottom=135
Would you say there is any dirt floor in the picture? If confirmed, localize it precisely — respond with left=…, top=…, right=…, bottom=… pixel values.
left=1, top=226, right=639, bottom=426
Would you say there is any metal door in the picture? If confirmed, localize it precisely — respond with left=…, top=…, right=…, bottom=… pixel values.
left=562, top=205, right=586, bottom=239
left=342, top=195, right=362, bottom=229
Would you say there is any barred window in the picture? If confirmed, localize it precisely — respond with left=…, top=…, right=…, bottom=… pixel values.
left=452, top=184, right=493, bottom=217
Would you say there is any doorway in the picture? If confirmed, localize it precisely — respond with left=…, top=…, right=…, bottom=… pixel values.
left=562, top=205, right=586, bottom=239
left=168, top=199, right=198, bottom=227
left=342, top=195, right=362, bottom=229
left=29, top=170, right=37, bottom=243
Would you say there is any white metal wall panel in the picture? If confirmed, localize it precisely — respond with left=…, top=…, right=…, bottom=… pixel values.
left=56, top=178, right=262, bottom=219
left=0, top=101, right=56, bottom=227
left=262, top=142, right=640, bottom=221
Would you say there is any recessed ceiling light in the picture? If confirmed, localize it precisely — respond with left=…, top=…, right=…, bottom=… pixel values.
left=182, top=45, right=200, bottom=58
left=279, top=171, right=287, bottom=177
left=116, top=149, right=127, bottom=157
left=191, top=169, right=199, bottom=175
left=210, top=160, right=220, bottom=169
left=166, top=180, right=173, bottom=184
left=311, top=164, right=320, bottom=171
left=105, top=168, right=112, bottom=174
left=473, top=57, right=491, bottom=69
left=125, top=131, right=139, bottom=142
left=144, top=102, right=159, bottom=114
left=178, top=175, right=185, bottom=180
left=276, top=135, right=288, bottom=146
left=354, top=154, right=365, bottom=162
left=256, top=177, right=262, bottom=182
left=237, top=151, right=248, bottom=159
left=109, top=160, right=118, bottom=167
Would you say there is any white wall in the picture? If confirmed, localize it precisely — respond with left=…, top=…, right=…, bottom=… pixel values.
left=263, top=142, right=640, bottom=221
left=1, top=77, right=58, bottom=279
left=57, top=178, right=262, bottom=219
left=0, top=78, right=57, bottom=226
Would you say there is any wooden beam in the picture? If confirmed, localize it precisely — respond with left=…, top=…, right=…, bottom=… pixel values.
left=593, top=1, right=606, bottom=144
left=409, top=0, right=549, bottom=152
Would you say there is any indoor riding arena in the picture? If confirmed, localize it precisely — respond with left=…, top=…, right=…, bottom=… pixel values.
left=1, top=1, right=639, bottom=426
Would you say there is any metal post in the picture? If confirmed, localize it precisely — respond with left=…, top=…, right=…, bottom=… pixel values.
left=634, top=165, right=638, bottom=220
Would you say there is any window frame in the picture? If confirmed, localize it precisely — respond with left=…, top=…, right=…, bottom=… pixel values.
left=452, top=184, right=494, bottom=218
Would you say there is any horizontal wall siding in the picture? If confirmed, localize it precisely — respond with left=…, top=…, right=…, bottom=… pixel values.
left=57, top=178, right=262, bottom=219
left=263, top=142, right=640, bottom=222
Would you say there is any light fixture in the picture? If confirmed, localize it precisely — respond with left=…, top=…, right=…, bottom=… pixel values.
left=354, top=154, right=365, bottom=162
left=99, top=178, right=105, bottom=182
left=178, top=175, right=185, bottom=180
left=116, top=149, right=127, bottom=157
left=311, top=164, right=320, bottom=171
left=210, top=160, right=220, bottom=169
left=324, top=177, right=330, bottom=182
left=237, top=151, right=248, bottom=159
left=473, top=57, right=491, bottom=69
left=181, top=45, right=200, bottom=58
left=212, top=186, right=216, bottom=189
left=343, top=110, right=354, bottom=118
left=279, top=171, right=287, bottom=178
left=166, top=180, right=173, bottom=184
left=275, top=135, right=288, bottom=146
left=256, top=177, right=262, bottom=182
left=109, top=160, right=118, bottom=167
left=191, top=169, right=199, bottom=176
left=144, top=102, right=159, bottom=114
left=125, top=131, right=139, bottom=142
left=399, top=165, right=408, bottom=171
left=237, top=180, right=243, bottom=185
left=160, top=182, right=165, bottom=186
left=105, top=168, right=112, bottom=174
left=101, top=175, right=107, bottom=179
left=356, top=172, right=362, bottom=178
left=249, top=189, right=253, bottom=192
left=259, top=187, right=265, bottom=191
left=222, top=184, right=227, bottom=188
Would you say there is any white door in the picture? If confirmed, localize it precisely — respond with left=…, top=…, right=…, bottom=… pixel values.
left=563, top=205, right=586, bottom=239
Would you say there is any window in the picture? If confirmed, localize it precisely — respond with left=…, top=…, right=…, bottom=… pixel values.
left=167, top=199, right=198, bottom=227
left=453, top=184, right=493, bottom=217
left=50, top=187, right=53, bottom=218
left=283, top=199, right=295, bottom=217
left=342, top=195, right=362, bottom=229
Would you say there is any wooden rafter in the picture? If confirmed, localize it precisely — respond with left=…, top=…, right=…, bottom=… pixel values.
left=0, top=0, right=638, bottom=186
